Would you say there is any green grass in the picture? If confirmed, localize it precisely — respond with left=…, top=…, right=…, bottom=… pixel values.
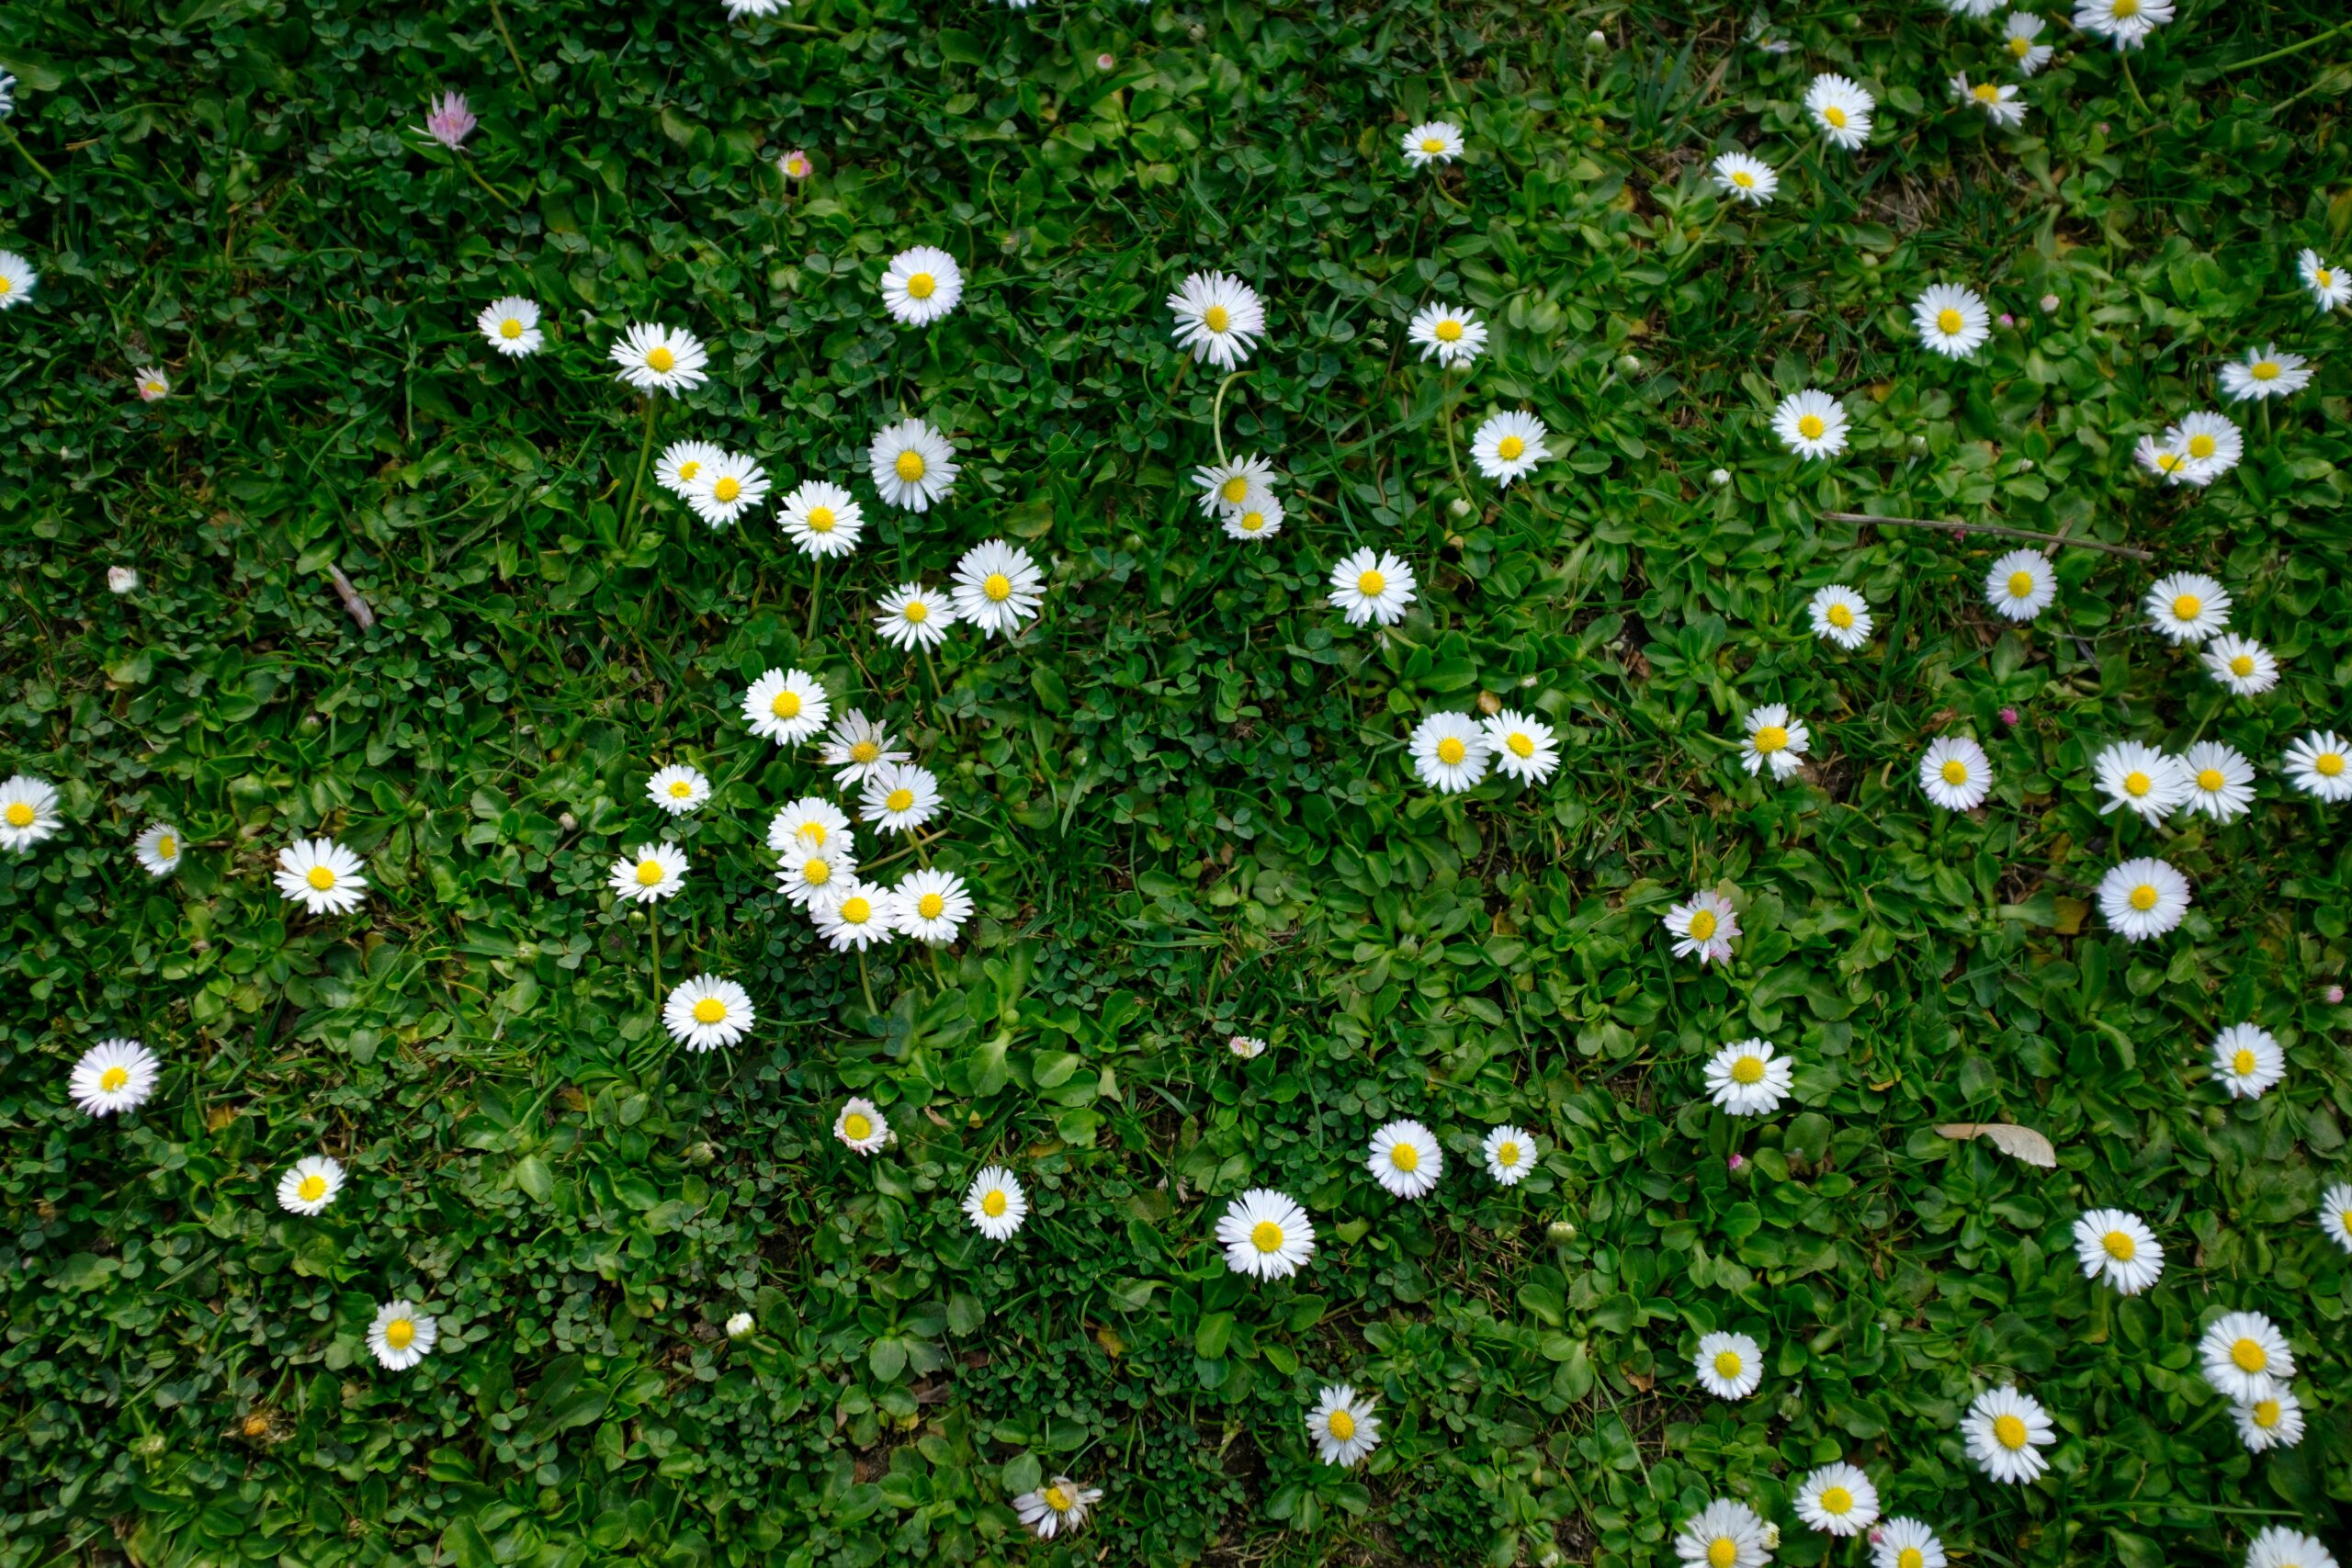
left=4, top=0, right=2352, bottom=1564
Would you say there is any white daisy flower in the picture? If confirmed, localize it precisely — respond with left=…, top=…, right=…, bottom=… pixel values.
left=1711, top=151, right=1779, bottom=205
left=277, top=1155, right=346, bottom=1214
left=2144, top=571, right=2231, bottom=644
left=2211, top=1022, right=2285, bottom=1100
left=1919, top=736, right=1995, bottom=811
left=69, top=1038, right=159, bottom=1117
left=368, top=1300, right=437, bottom=1371
left=833, top=1097, right=889, bottom=1154
left=1167, top=270, right=1265, bottom=368
left=1694, top=1331, right=1763, bottom=1399
left=1808, top=584, right=1872, bottom=649
left=685, top=452, right=770, bottom=527
left=0, top=773, right=61, bottom=852
left=2247, top=1529, right=2338, bottom=1568
left=2097, top=857, right=2188, bottom=942
left=1944, top=0, right=2002, bottom=16
left=2073, top=1208, right=2163, bottom=1294
left=1873, top=1518, right=1948, bottom=1568
left=811, top=882, right=894, bottom=951
left=1793, top=1462, right=1879, bottom=1536
left=655, top=439, right=724, bottom=497
left=879, top=246, right=964, bottom=326
left=1223, top=496, right=1285, bottom=541
left=2092, top=740, right=2188, bottom=822
left=1227, top=1034, right=1268, bottom=1060
left=0, top=250, right=36, bottom=309
left=1951, top=73, right=2028, bottom=127
left=2074, top=0, right=2173, bottom=51
left=1408, top=711, right=1492, bottom=794
left=1665, top=890, right=1739, bottom=964
left=2233, top=1387, right=2305, bottom=1453
left=663, top=975, right=753, bottom=1052
left=818, top=711, right=906, bottom=791
left=1366, top=1118, right=1442, bottom=1200
left=476, top=296, right=543, bottom=356
left=275, top=837, right=368, bottom=915
left=1962, top=1385, right=2054, bottom=1483
left=1329, top=547, right=1417, bottom=626
left=873, top=581, right=957, bottom=649
left=133, top=822, right=183, bottom=876
left=2003, top=13, right=2053, bottom=73
left=2221, top=344, right=2313, bottom=401
left=1307, top=1384, right=1383, bottom=1466
left=1673, top=1500, right=1770, bottom=1568
left=1409, top=301, right=1487, bottom=367
left=1192, top=454, right=1278, bottom=516
left=951, top=539, right=1046, bottom=638
left=890, top=867, right=973, bottom=945
left=1482, top=1124, right=1537, bottom=1185
left=725, top=1311, right=753, bottom=1338
left=1483, top=710, right=1560, bottom=784
left=2301, top=248, right=2352, bottom=311
left=2201, top=634, right=2278, bottom=695
left=2319, top=1183, right=2352, bottom=1254
left=2283, top=730, right=2352, bottom=801
left=609, top=322, right=708, bottom=396
left=1216, top=1189, right=1315, bottom=1280
left=2199, top=1311, right=2292, bottom=1404
left=2136, top=433, right=2207, bottom=487
left=868, top=417, right=958, bottom=512
left=862, top=761, right=942, bottom=833
left=1984, top=548, right=2057, bottom=621
left=133, top=367, right=171, bottom=401
left=775, top=842, right=854, bottom=909
left=1402, top=119, right=1464, bottom=166
left=741, top=667, right=831, bottom=745
left=963, top=1166, right=1027, bottom=1241
left=610, top=841, right=687, bottom=904
left=1914, top=283, right=1992, bottom=358
left=767, top=795, right=851, bottom=856
left=2165, top=412, right=2244, bottom=480
left=1703, top=1039, right=1792, bottom=1117
left=721, top=0, right=788, bottom=15
left=777, top=479, right=865, bottom=558
left=1771, top=389, right=1848, bottom=458
left=1804, top=73, right=1875, bottom=149
left=1739, top=704, right=1809, bottom=781
left=2176, top=742, right=2256, bottom=823
left=1012, top=1478, right=1101, bottom=1540
left=1471, top=411, right=1550, bottom=486
left=648, top=764, right=711, bottom=815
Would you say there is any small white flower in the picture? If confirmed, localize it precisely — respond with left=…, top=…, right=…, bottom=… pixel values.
left=2211, top=1022, right=2285, bottom=1100
left=1772, top=389, right=1848, bottom=458
left=69, top=1038, right=160, bottom=1117
left=1674, top=1500, right=1771, bottom=1568
left=1664, top=890, right=1739, bottom=964
left=2144, top=571, right=2230, bottom=644
left=1914, top=284, right=1992, bottom=357
left=610, top=322, right=708, bottom=396
left=1703, top=1039, right=1792, bottom=1117
left=873, top=581, right=957, bottom=649
left=368, top=1300, right=438, bottom=1371
left=2283, top=730, right=2352, bottom=801
left=776, top=479, right=864, bottom=558
left=2246, top=1529, right=2338, bottom=1568
left=2092, top=740, right=2187, bottom=822
left=1192, top=454, right=1279, bottom=517
left=1471, top=411, right=1550, bottom=486
left=1694, top=1331, right=1763, bottom=1399
left=1984, top=548, right=2057, bottom=621
left=2199, top=1310, right=2292, bottom=1404
left=107, top=564, right=141, bottom=592
left=725, top=1311, right=754, bottom=1339
left=1409, top=301, right=1487, bottom=367
left=879, top=246, right=964, bottom=326
left=861, top=761, right=942, bottom=833
left=1366, top=1118, right=1442, bottom=1200
left=775, top=841, right=854, bottom=909
left=1482, top=710, right=1560, bottom=784
left=1792, top=1462, right=1879, bottom=1536
left=1306, top=1384, right=1384, bottom=1466
left=1919, top=736, right=1994, bottom=811
left=0, top=774, right=61, bottom=853
left=610, top=841, right=688, bottom=904
left=767, top=795, right=850, bottom=857
left=1712, top=151, right=1779, bottom=205
left=655, top=440, right=723, bottom=497
left=663, top=975, right=753, bottom=1052
left=1402, top=120, right=1464, bottom=167
left=818, top=711, right=907, bottom=791
left=1227, top=1034, right=1268, bottom=1060
left=131, top=367, right=169, bottom=400
left=1482, top=1124, right=1537, bottom=1185
left=2003, top=13, right=2053, bottom=73
left=2233, top=1388, right=2305, bottom=1453
left=274, top=837, right=368, bottom=915
left=2097, top=857, right=2189, bottom=942
left=2137, top=433, right=2207, bottom=487
left=811, top=882, right=894, bottom=951
left=1216, top=1188, right=1315, bottom=1280
left=951, top=539, right=1046, bottom=638
left=2072, top=1208, right=2163, bottom=1294
left=133, top=822, right=183, bottom=876
left=1873, top=1518, right=1947, bottom=1568
left=868, top=418, right=958, bottom=512
left=1012, top=1478, right=1102, bottom=1540
left=741, top=667, right=831, bottom=745
left=277, top=1155, right=346, bottom=1215
left=1739, top=704, right=1808, bottom=781
left=2165, top=412, right=2243, bottom=481
left=1409, top=711, right=1492, bottom=794
left=2200, top=634, right=2278, bottom=695
left=0, top=250, right=37, bottom=309
left=1808, top=584, right=1872, bottom=649
left=2176, top=742, right=2256, bottom=824
left=889, top=868, right=973, bottom=945
left=1804, top=73, right=1875, bottom=149
left=476, top=296, right=543, bottom=356
left=833, top=1097, right=889, bottom=1154
left=2302, top=248, right=2352, bottom=311
left=2319, top=1182, right=2352, bottom=1255
left=2221, top=344, right=2313, bottom=401
left=2074, top=0, right=2173, bottom=51
left=1962, top=1386, right=2055, bottom=1483
left=1329, top=547, right=1417, bottom=626
left=963, top=1166, right=1027, bottom=1241
left=1223, top=495, right=1285, bottom=541
left=1951, top=73, right=2028, bottom=128
left=1167, top=271, right=1265, bottom=368
left=648, top=764, right=711, bottom=815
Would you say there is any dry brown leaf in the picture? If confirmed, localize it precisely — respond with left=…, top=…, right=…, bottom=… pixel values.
left=1935, top=1122, right=2057, bottom=1168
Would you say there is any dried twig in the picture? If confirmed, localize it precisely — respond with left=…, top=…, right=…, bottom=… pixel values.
left=324, top=565, right=376, bottom=630
left=1821, top=512, right=2153, bottom=560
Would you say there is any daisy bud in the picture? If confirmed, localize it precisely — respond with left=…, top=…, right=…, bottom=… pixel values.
left=1448, top=497, right=1472, bottom=517
left=1998, top=312, right=2016, bottom=328
left=2017, top=458, right=2034, bottom=471
left=1709, top=468, right=1731, bottom=486
left=2327, top=985, right=2346, bottom=1004
left=725, top=1311, right=752, bottom=1338
left=1585, top=29, right=1607, bottom=49
left=135, top=1434, right=166, bottom=1459
left=1095, top=51, right=1115, bottom=70
left=1999, top=705, right=2020, bottom=727
left=2040, top=294, right=2060, bottom=313
left=1545, top=1219, right=1577, bottom=1245
left=558, top=812, right=578, bottom=831
left=1906, top=434, right=1928, bottom=455
left=1727, top=1151, right=1747, bottom=1170
left=1761, top=1526, right=1780, bottom=1551
left=1616, top=353, right=1641, bottom=375
left=107, top=565, right=139, bottom=594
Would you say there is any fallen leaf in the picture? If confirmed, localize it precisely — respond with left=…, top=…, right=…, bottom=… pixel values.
left=1934, top=1122, right=2057, bottom=1168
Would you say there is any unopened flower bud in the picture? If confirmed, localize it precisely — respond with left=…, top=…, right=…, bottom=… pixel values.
left=108, top=566, right=139, bottom=594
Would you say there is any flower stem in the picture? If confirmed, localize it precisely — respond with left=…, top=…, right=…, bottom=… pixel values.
left=1209, top=369, right=1250, bottom=467
left=650, top=918, right=662, bottom=1009
left=857, top=951, right=876, bottom=1013
left=1441, top=374, right=1467, bottom=496
left=807, top=555, right=823, bottom=643
left=4, top=128, right=54, bottom=186
left=486, top=0, right=537, bottom=102
left=622, top=396, right=659, bottom=551
left=2120, top=52, right=2152, bottom=117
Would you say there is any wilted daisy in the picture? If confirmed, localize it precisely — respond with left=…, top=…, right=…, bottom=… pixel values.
left=1711, top=151, right=1778, bottom=206
left=277, top=1155, right=345, bottom=1214
left=2074, top=0, right=2172, bottom=50
left=778, top=480, right=865, bottom=558
left=1224, top=496, right=1285, bottom=541
left=2098, top=857, right=2188, bottom=942
left=275, top=837, right=368, bottom=915
left=476, top=297, right=543, bottom=356
left=1471, top=411, right=1550, bottom=486
left=1804, top=73, right=1875, bottom=149
left=2221, top=344, right=2312, bottom=401
left=1951, top=73, right=2028, bottom=128
left=2320, top=1183, right=2352, bottom=1254
left=862, top=761, right=942, bottom=833
left=2246, top=1529, right=2337, bottom=1568
left=890, top=867, right=973, bottom=944
left=2211, top=1022, right=2285, bottom=1100
left=812, top=882, right=894, bottom=951
left=2301, top=248, right=2352, bottom=311
left=1673, top=1501, right=1771, bottom=1568
left=2166, top=412, right=2244, bottom=481
left=2003, top=13, right=2053, bottom=73
left=2073, top=1208, right=2163, bottom=1293
left=1306, top=1383, right=1383, bottom=1466
left=0, top=774, right=61, bottom=852
left=1367, top=1118, right=1442, bottom=1200
left=1962, top=1386, right=2054, bottom=1483
left=1808, top=584, right=1872, bottom=649
left=1329, top=547, right=1417, bottom=626
left=133, top=822, right=183, bottom=877
left=685, top=453, right=769, bottom=528
left=1665, top=890, right=1739, bottom=964
left=2201, top=635, right=2278, bottom=695
left=663, top=975, right=753, bottom=1052
left=368, top=1300, right=437, bottom=1371
left=1228, top=1034, right=1268, bottom=1060
left=1401, top=119, right=1464, bottom=166
left=1409, top=301, right=1487, bottom=367
left=874, top=581, right=957, bottom=649
left=1217, top=1188, right=1315, bottom=1280
left=69, top=1039, right=159, bottom=1117
left=1482, top=1124, right=1537, bottom=1185
left=2199, top=1311, right=2292, bottom=1404
left=1167, top=271, right=1265, bottom=368
left=1193, top=454, right=1278, bottom=516
left=963, top=1166, right=1027, bottom=1241
left=833, top=1097, right=889, bottom=1154
left=741, top=667, right=831, bottom=745
left=1704, top=1039, right=1792, bottom=1117
left=610, top=322, right=708, bottom=395
left=648, top=764, right=711, bottom=816
left=2176, top=742, right=2256, bottom=823
left=951, top=539, right=1046, bottom=637
left=879, top=246, right=964, bottom=326
left=2136, top=433, right=2205, bottom=487
left=2144, top=571, right=2230, bottom=643
left=610, top=842, right=687, bottom=904
left=1874, top=1519, right=1947, bottom=1568
left=2283, top=730, right=2352, bottom=801
left=1012, top=1478, right=1101, bottom=1540
left=1483, top=710, right=1560, bottom=784
left=1694, top=1331, right=1764, bottom=1399
left=2093, top=741, right=2187, bottom=822
left=1739, top=704, right=1809, bottom=782
left=1409, top=711, right=1492, bottom=794
left=1914, top=284, right=1992, bottom=358
left=768, top=795, right=851, bottom=856
left=775, top=843, right=854, bottom=908
left=1919, top=736, right=1995, bottom=811
left=1794, top=1462, right=1879, bottom=1536
left=133, top=367, right=170, bottom=400
left=0, top=250, right=35, bottom=308
left=1984, top=548, right=2057, bottom=621
left=868, top=417, right=958, bottom=511
left=655, top=439, right=724, bottom=497
left=818, top=712, right=906, bottom=791
left=1772, top=389, right=1848, bottom=457
left=2234, top=1387, right=2304, bottom=1453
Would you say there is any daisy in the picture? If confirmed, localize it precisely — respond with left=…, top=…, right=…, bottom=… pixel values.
left=2073, top=1208, right=2164, bottom=1293
left=277, top=1155, right=345, bottom=1214
left=1192, top=454, right=1278, bottom=516
left=1951, top=73, right=2028, bottom=128
left=1228, top=1034, right=1268, bottom=1060
left=2092, top=740, right=2187, bottom=821
left=368, top=1300, right=437, bottom=1371
left=1482, top=1124, right=1537, bottom=1185
left=1711, top=151, right=1778, bottom=206
left=1409, top=711, right=1492, bottom=794
left=609, top=322, right=708, bottom=396
left=1216, top=1189, right=1315, bottom=1280
left=2145, top=571, right=2230, bottom=643
left=868, top=417, right=958, bottom=512
left=2283, top=730, right=2352, bottom=801
left=722, top=0, right=788, bottom=16
left=686, top=452, right=768, bottom=528
left=1665, top=890, right=1739, bottom=964
left=768, top=795, right=851, bottom=855
left=2097, top=857, right=2188, bottom=942
left=2074, top=0, right=2172, bottom=51
left=2320, top=1183, right=2352, bottom=1254
left=951, top=539, right=1046, bottom=637
left=1772, top=389, right=1849, bottom=458
left=2199, top=1311, right=2292, bottom=1404
left=2301, top=248, right=2352, bottom=311
left=862, top=761, right=942, bottom=832
left=775, top=843, right=854, bottom=908
left=2211, top=1022, right=2285, bottom=1100
left=475, top=297, right=543, bottom=357
left=1402, top=119, right=1464, bottom=166
left=741, top=667, right=831, bottom=745
left=1673, top=1501, right=1770, bottom=1568
left=1167, top=271, right=1265, bottom=369
left=0, top=774, right=61, bottom=852
left=1793, top=1462, right=1879, bottom=1536
left=1984, top=547, right=2057, bottom=621
left=663, top=975, right=753, bottom=1052
left=133, top=822, right=183, bottom=876
left=2003, top=13, right=2054, bottom=73
left=1804, top=73, right=1875, bottom=150
left=1808, top=584, right=1872, bottom=649
left=1914, top=284, right=1993, bottom=358
left=133, top=367, right=171, bottom=400
left=1483, top=710, right=1560, bottom=784
left=818, top=711, right=907, bottom=791
left=879, top=245, right=964, bottom=326
left=1919, top=736, right=1995, bottom=811
left=69, top=1038, right=159, bottom=1117
left=833, top=1097, right=889, bottom=1154
left=647, top=764, right=711, bottom=816
left=963, top=1166, right=1027, bottom=1241
left=874, top=581, right=957, bottom=649
left=726, top=1311, right=753, bottom=1338
left=2221, top=345, right=2313, bottom=401
left=1012, top=1478, right=1101, bottom=1540
left=776, top=149, right=811, bottom=179
left=2165, top=412, right=2244, bottom=480
left=2234, top=1388, right=2305, bottom=1453
left=1963, top=1385, right=2054, bottom=1483
left=811, top=883, right=894, bottom=951
left=1694, top=1331, right=1763, bottom=1399
left=1307, top=1384, right=1383, bottom=1467
left=2202, top=635, right=2278, bottom=695
left=1704, top=1039, right=1793, bottom=1117
left=610, top=842, right=687, bottom=904
left=1471, top=411, right=1550, bottom=486
left=778, top=479, right=865, bottom=558
left=2176, top=742, right=2256, bottom=823
left=1223, top=496, right=1284, bottom=541
left=655, top=440, right=724, bottom=497
left=0, top=250, right=35, bottom=308
left=2136, top=433, right=2206, bottom=487
left=2247, top=1529, right=2338, bottom=1568
left=275, top=837, right=368, bottom=915
left=1739, top=704, right=1809, bottom=781
left=1944, top=0, right=2001, bottom=16
left=1367, top=1118, right=1442, bottom=1200
left=890, top=867, right=974, bottom=944
left=1874, top=1518, right=1948, bottom=1568
left=1408, top=301, right=1487, bottom=367
left=1329, top=547, right=1417, bottom=626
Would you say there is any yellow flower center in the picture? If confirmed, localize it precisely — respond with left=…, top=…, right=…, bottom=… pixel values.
left=906, top=271, right=936, bottom=299
left=1824, top=106, right=1848, bottom=128
left=2009, top=34, right=2031, bottom=55
left=2252, top=1399, right=2281, bottom=1429
left=713, top=476, right=741, bottom=503
left=499, top=318, right=523, bottom=339
left=1204, top=304, right=1231, bottom=333
left=2253, top=361, right=2280, bottom=380
left=1820, top=1486, right=1852, bottom=1516
left=2324, top=269, right=2337, bottom=287
left=1246, top=1218, right=1291, bottom=1256
left=1239, top=511, right=1266, bottom=532
left=895, top=450, right=926, bottom=481
left=2232, top=1048, right=2256, bottom=1076
left=885, top=787, right=916, bottom=813
left=1731, top=170, right=1755, bottom=189
left=2122, top=771, right=2151, bottom=797
left=981, top=1189, right=1008, bottom=1217
left=306, top=865, right=337, bottom=890
left=1420, top=137, right=1446, bottom=153
left=984, top=572, right=1012, bottom=602
left=1827, top=603, right=1854, bottom=628
left=1731, top=1055, right=1765, bottom=1085
left=1798, top=414, right=1826, bottom=439
left=2229, top=654, right=2255, bottom=676
left=802, top=858, right=831, bottom=885
left=1042, top=1484, right=1071, bottom=1511
left=677, top=459, right=702, bottom=483
left=646, top=346, right=674, bottom=373
left=1436, top=737, right=1466, bottom=766
left=1356, top=570, right=1386, bottom=597
left=807, top=506, right=835, bottom=532
left=670, top=780, right=694, bottom=797
left=299, top=1174, right=327, bottom=1201
left=918, top=892, right=945, bottom=919
left=771, top=690, right=802, bottom=718
left=4, top=803, right=32, bottom=827
left=1435, top=318, right=1464, bottom=342
left=2112, top=0, right=2139, bottom=15
left=1752, top=724, right=1788, bottom=754
left=1390, top=1142, right=1419, bottom=1172
left=2007, top=570, right=2036, bottom=598
left=636, top=860, right=666, bottom=886
left=1973, top=83, right=2000, bottom=104
left=1937, top=308, right=1964, bottom=335
left=100, top=1066, right=129, bottom=1092
left=1507, top=732, right=1534, bottom=758
left=2157, top=451, right=2183, bottom=472
left=0, top=276, right=12, bottom=295
left=1328, top=1408, right=1356, bottom=1439
left=2232, top=1337, right=2267, bottom=1372
left=385, top=1318, right=415, bottom=1349
left=1497, top=1140, right=1521, bottom=1166
left=1899, top=1551, right=1924, bottom=1568
left=844, top=1112, right=872, bottom=1140
left=2129, top=885, right=2158, bottom=911
left=903, top=600, right=929, bottom=623
left=1497, top=434, right=1526, bottom=460
left=1221, top=476, right=1250, bottom=503
left=2320, top=752, right=2346, bottom=777
left=2197, top=768, right=2225, bottom=792
left=2188, top=434, right=2217, bottom=458
left=1941, top=760, right=1971, bottom=785
left=692, top=997, right=727, bottom=1024
left=156, top=835, right=176, bottom=858
left=1713, top=1349, right=1743, bottom=1378
left=1687, top=908, right=1717, bottom=941
left=2103, top=1230, right=2136, bottom=1260
left=1709, top=1540, right=1738, bottom=1568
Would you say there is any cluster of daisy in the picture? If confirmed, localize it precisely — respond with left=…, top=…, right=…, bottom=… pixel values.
left=1406, top=705, right=1561, bottom=794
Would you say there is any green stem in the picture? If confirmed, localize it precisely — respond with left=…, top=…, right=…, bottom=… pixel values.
left=2220, top=16, right=2352, bottom=73
left=2119, top=51, right=2152, bottom=117
left=1209, top=369, right=1250, bottom=467
left=458, top=155, right=519, bottom=211
left=622, top=397, right=659, bottom=550
left=806, top=556, right=823, bottom=643
left=4, top=127, right=55, bottom=186
left=485, top=0, right=537, bottom=101
left=857, top=951, right=876, bottom=1014
left=650, top=918, right=662, bottom=1009
left=910, top=829, right=932, bottom=868
left=922, top=646, right=953, bottom=728
left=1440, top=374, right=1467, bottom=497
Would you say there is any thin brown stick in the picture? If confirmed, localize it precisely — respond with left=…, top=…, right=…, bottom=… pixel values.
left=1821, top=512, right=2152, bottom=560
left=325, top=565, right=377, bottom=630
